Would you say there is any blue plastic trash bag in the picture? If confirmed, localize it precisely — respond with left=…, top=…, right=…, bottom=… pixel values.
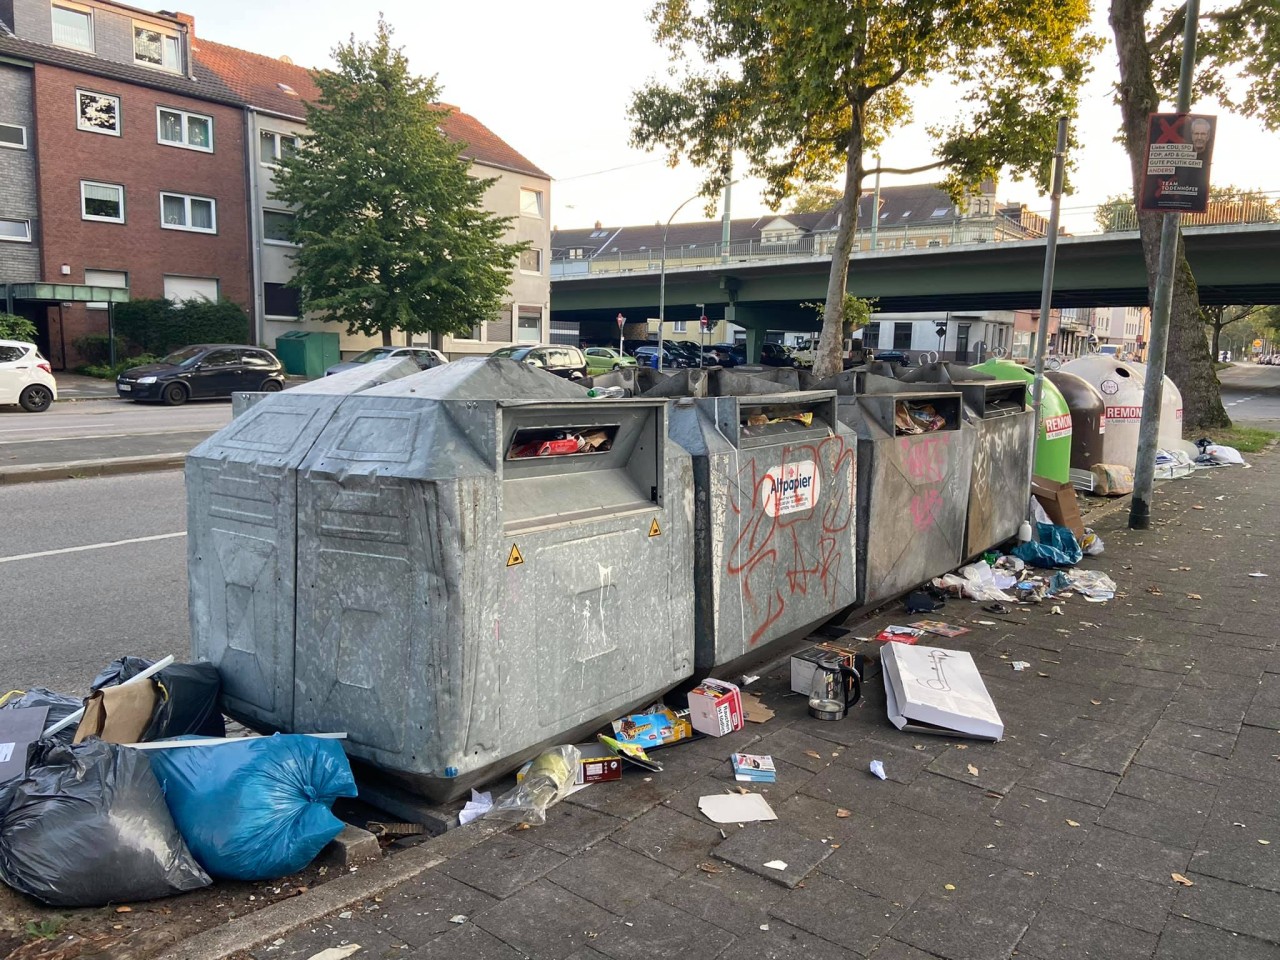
left=1011, top=522, right=1083, bottom=568
left=149, top=735, right=357, bottom=881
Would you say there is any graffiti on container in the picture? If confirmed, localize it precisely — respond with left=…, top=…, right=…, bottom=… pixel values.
left=727, top=435, right=855, bottom=647
left=899, top=433, right=951, bottom=531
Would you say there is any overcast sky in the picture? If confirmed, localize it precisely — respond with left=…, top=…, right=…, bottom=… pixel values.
left=178, top=0, right=1277, bottom=235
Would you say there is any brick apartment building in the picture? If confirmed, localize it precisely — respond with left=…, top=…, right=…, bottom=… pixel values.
left=0, top=1, right=551, bottom=368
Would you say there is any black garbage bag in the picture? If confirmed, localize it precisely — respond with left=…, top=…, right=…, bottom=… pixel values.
left=0, top=740, right=210, bottom=906
left=0, top=689, right=80, bottom=744
left=91, top=657, right=225, bottom=740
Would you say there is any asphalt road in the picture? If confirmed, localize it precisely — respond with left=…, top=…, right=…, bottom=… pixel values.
left=0, top=397, right=231, bottom=469
left=0, top=470, right=191, bottom=695
left=1219, top=361, right=1280, bottom=428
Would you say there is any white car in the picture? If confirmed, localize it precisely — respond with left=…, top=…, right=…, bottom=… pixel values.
left=0, top=339, right=57, bottom=412
left=324, top=346, right=447, bottom=376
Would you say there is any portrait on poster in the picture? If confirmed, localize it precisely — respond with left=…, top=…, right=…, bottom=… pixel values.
left=1140, top=113, right=1215, bottom=214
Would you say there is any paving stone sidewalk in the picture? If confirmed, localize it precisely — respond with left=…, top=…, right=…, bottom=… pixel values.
left=250, top=450, right=1280, bottom=960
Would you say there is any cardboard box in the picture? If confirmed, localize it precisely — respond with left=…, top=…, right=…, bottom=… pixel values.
left=790, top=642, right=863, bottom=694
left=881, top=643, right=1004, bottom=741
left=687, top=679, right=744, bottom=737
left=1031, top=475, right=1085, bottom=540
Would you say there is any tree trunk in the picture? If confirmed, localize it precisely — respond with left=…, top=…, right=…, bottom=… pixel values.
left=813, top=104, right=866, bottom=381
left=1210, top=318, right=1222, bottom=360
left=1109, top=0, right=1229, bottom=431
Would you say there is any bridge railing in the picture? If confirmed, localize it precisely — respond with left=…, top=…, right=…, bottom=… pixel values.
left=552, top=190, right=1280, bottom=277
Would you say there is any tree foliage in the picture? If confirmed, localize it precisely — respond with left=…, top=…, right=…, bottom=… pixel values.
left=1202, top=303, right=1264, bottom=360
left=629, top=0, right=1097, bottom=378
left=1094, top=184, right=1278, bottom=232
left=0, top=313, right=37, bottom=342
left=113, top=298, right=249, bottom=355
left=789, top=184, right=843, bottom=214
left=272, top=20, right=526, bottom=345
left=1108, top=0, right=1279, bottom=429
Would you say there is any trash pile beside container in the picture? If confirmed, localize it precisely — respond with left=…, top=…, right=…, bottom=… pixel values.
left=0, top=654, right=356, bottom=906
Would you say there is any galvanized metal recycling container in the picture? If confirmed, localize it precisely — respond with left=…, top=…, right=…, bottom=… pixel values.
left=1124, top=360, right=1187, bottom=452
left=586, top=365, right=859, bottom=676
left=971, top=359, right=1073, bottom=484
left=900, top=362, right=1035, bottom=559
left=191, top=358, right=695, bottom=801
left=1045, top=370, right=1107, bottom=470
left=187, top=356, right=423, bottom=732
left=815, top=370, right=975, bottom=607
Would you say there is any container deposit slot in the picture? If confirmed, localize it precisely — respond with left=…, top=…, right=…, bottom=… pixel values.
left=506, top=424, right=619, bottom=460
left=733, top=396, right=835, bottom=450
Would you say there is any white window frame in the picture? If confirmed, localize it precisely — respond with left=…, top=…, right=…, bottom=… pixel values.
left=262, top=209, right=298, bottom=246
left=0, top=123, right=27, bottom=150
left=132, top=21, right=182, bottom=73
left=0, top=218, right=33, bottom=243
left=260, top=130, right=298, bottom=166
left=51, top=2, right=94, bottom=53
left=673, top=320, right=687, bottom=333
left=519, top=188, right=543, bottom=218
left=516, top=305, right=542, bottom=343
left=519, top=248, right=542, bottom=275
left=80, top=180, right=124, bottom=223
left=156, top=106, right=212, bottom=152
left=76, top=89, right=121, bottom=137
left=263, top=282, right=301, bottom=320
left=163, top=275, right=219, bottom=303
left=159, top=192, right=217, bottom=234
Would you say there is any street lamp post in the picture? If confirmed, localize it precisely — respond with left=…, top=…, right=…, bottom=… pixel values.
left=659, top=183, right=735, bottom=371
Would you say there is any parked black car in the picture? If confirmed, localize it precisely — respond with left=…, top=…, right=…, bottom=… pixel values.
left=870, top=349, right=911, bottom=367
left=490, top=344, right=589, bottom=379
left=631, top=345, right=691, bottom=368
left=116, top=344, right=286, bottom=405
left=665, top=341, right=706, bottom=366
left=758, top=343, right=798, bottom=367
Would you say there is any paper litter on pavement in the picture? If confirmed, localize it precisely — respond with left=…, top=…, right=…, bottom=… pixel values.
left=698, top=793, right=778, bottom=824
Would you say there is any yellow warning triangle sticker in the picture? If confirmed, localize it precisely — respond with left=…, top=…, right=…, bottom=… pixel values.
left=506, top=543, right=524, bottom=567
left=648, top=518, right=662, bottom=538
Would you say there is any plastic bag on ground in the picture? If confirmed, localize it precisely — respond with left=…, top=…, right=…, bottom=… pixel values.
left=91, top=657, right=225, bottom=740
left=1202, top=443, right=1246, bottom=466
left=486, top=745, right=580, bottom=826
left=1080, top=528, right=1104, bottom=556
left=1011, top=523, right=1084, bottom=568
left=1064, top=569, right=1117, bottom=600
left=148, top=734, right=357, bottom=881
left=0, top=740, right=210, bottom=906
left=0, top=688, right=81, bottom=744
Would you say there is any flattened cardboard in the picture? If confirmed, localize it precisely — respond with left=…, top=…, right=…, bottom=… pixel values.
left=73, top=681, right=157, bottom=745
left=698, top=792, right=777, bottom=824
left=881, top=643, right=1003, bottom=741
left=0, top=706, right=49, bottom=783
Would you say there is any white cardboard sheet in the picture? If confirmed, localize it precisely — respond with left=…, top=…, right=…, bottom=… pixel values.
left=882, top=643, right=1003, bottom=741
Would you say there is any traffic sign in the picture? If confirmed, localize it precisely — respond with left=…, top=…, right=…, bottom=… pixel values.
left=617, top=313, right=625, bottom=329
left=1254, top=339, right=1263, bottom=348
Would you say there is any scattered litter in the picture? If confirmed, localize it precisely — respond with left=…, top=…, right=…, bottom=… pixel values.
left=1171, top=873, right=1194, bottom=887
left=904, top=590, right=945, bottom=613
left=741, top=674, right=760, bottom=686
left=741, top=691, right=775, bottom=724
left=882, top=644, right=1003, bottom=741
left=486, top=745, right=581, bottom=826
left=1259, top=839, right=1271, bottom=845
left=869, top=760, right=887, bottom=781
left=449, top=915, right=468, bottom=924
left=1066, top=820, right=1080, bottom=828
left=337, top=911, right=353, bottom=920
left=1064, top=570, right=1117, bottom=600
left=699, top=793, right=777, bottom=824
left=1050, top=605, right=1063, bottom=616
left=1090, top=699, right=1103, bottom=706
left=1186, top=593, right=1202, bottom=601
left=760, top=924, right=770, bottom=931
left=115, top=906, right=133, bottom=913
left=910, top=620, right=971, bottom=638
left=1011, top=661, right=1030, bottom=672
left=1250, top=572, right=1269, bottom=578
left=306, top=948, right=362, bottom=960
left=697, top=862, right=722, bottom=874
left=732, top=753, right=776, bottom=782
left=933, top=561, right=1015, bottom=602
left=763, top=860, right=788, bottom=871
left=874, top=625, right=924, bottom=644
left=944, top=883, right=956, bottom=891
left=611, top=703, right=693, bottom=749
left=836, top=808, right=851, bottom=818
left=458, top=789, right=493, bottom=826
left=975, top=620, right=997, bottom=626
left=967, top=764, right=980, bottom=777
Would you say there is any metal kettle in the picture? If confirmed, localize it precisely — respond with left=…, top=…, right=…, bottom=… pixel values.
left=808, top=655, right=863, bottom=721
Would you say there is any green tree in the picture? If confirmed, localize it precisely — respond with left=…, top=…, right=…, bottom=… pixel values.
left=1202, top=303, right=1265, bottom=361
left=1108, top=0, right=1280, bottom=429
left=629, top=0, right=1096, bottom=378
left=789, top=184, right=843, bottom=215
left=272, top=20, right=526, bottom=346
left=1094, top=184, right=1278, bottom=232
left=0, top=313, right=37, bottom=342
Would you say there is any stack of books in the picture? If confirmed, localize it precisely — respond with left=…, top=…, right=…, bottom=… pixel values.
left=731, top=753, right=776, bottom=783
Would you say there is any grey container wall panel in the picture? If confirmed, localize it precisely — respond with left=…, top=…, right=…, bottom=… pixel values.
left=963, top=410, right=1034, bottom=558
left=843, top=398, right=975, bottom=606
left=671, top=393, right=857, bottom=673
left=291, top=389, right=695, bottom=799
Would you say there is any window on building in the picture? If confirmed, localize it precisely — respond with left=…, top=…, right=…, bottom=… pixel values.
left=263, top=282, right=300, bottom=319
left=0, top=123, right=26, bottom=150
left=260, top=130, right=298, bottom=165
left=903, top=239, right=916, bottom=249
left=519, top=188, right=543, bottom=218
left=517, top=305, right=542, bottom=342
left=865, top=322, right=880, bottom=347
left=956, top=323, right=971, bottom=359
left=486, top=306, right=512, bottom=342
left=931, top=206, right=950, bottom=218
left=77, top=90, right=120, bottom=135
left=262, top=210, right=296, bottom=244
left=163, top=275, right=218, bottom=302
left=893, top=322, right=912, bottom=350
left=0, top=218, right=31, bottom=242
left=157, top=107, right=211, bottom=151
left=52, top=3, right=93, bottom=51
left=133, top=23, right=181, bottom=71
left=161, top=192, right=216, bottom=233
left=567, top=248, right=584, bottom=259
left=927, top=239, right=943, bottom=248
left=519, top=248, right=542, bottom=273
left=84, top=268, right=127, bottom=310
left=81, top=181, right=124, bottom=222
left=673, top=320, right=687, bottom=333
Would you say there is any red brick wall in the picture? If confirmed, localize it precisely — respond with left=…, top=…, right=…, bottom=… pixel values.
left=33, top=64, right=250, bottom=367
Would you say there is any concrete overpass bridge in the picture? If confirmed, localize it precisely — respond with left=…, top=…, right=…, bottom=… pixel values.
left=550, top=222, right=1280, bottom=350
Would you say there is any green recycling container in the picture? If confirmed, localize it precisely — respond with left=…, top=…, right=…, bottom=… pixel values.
left=274, top=330, right=341, bottom=379
left=971, top=358, right=1072, bottom=484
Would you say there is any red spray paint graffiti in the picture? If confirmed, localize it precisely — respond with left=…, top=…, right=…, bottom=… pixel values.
left=726, top=435, right=856, bottom=647
left=899, top=433, right=952, bottom=532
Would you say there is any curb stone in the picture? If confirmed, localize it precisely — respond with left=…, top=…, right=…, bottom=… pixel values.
left=156, top=820, right=514, bottom=960
left=0, top=453, right=187, bottom=485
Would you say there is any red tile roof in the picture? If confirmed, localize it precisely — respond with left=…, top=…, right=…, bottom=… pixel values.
left=192, top=37, right=548, bottom=179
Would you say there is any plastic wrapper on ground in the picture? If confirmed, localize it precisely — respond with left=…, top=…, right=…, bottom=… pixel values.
left=485, top=745, right=580, bottom=826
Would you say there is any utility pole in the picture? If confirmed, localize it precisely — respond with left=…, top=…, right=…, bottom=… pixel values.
left=1130, top=0, right=1199, bottom=530
left=869, top=156, right=882, bottom=250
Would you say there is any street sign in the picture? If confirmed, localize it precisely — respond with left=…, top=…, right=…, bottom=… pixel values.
left=1139, top=112, right=1216, bottom=214
left=616, top=313, right=625, bottom=329
left=1254, top=339, right=1263, bottom=348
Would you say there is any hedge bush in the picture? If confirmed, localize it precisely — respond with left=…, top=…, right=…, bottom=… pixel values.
left=112, top=298, right=250, bottom=356
left=0, top=313, right=38, bottom=343
left=73, top=333, right=129, bottom=366
left=81, top=354, right=160, bottom=380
